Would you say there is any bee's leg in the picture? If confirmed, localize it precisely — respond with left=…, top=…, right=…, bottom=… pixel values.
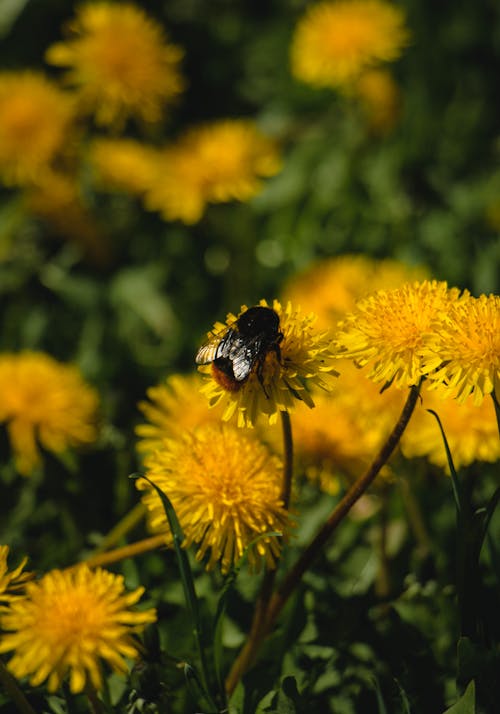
left=256, top=359, right=270, bottom=398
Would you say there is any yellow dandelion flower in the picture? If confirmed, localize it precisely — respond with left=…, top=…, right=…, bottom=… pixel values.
left=0, top=71, right=74, bottom=186
left=0, top=351, right=99, bottom=475
left=190, top=119, right=282, bottom=203
left=143, top=142, right=207, bottom=224
left=0, top=564, right=156, bottom=693
left=401, top=382, right=500, bottom=471
left=290, top=0, right=410, bottom=90
left=46, top=2, right=184, bottom=128
left=89, top=138, right=159, bottom=196
left=145, top=119, right=281, bottom=224
left=293, top=359, right=406, bottom=493
left=137, top=425, right=292, bottom=573
left=354, top=68, right=401, bottom=134
left=0, top=546, right=31, bottom=606
left=422, top=293, right=500, bottom=405
left=196, top=299, right=337, bottom=428
left=283, top=255, right=429, bottom=331
left=335, top=280, right=464, bottom=389
left=135, top=373, right=224, bottom=456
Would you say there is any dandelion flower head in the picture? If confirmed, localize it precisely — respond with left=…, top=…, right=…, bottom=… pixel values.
left=0, top=71, right=74, bottom=186
left=197, top=299, right=338, bottom=428
left=46, top=2, right=184, bottom=127
left=135, top=373, right=225, bottom=457
left=138, top=424, right=292, bottom=573
left=284, top=255, right=429, bottom=330
left=290, top=0, right=410, bottom=90
left=0, top=351, right=99, bottom=475
left=0, top=546, right=31, bottom=606
left=422, top=293, right=500, bottom=405
left=401, top=382, right=500, bottom=471
left=0, top=564, right=156, bottom=693
left=335, top=280, right=464, bottom=389
left=145, top=119, right=281, bottom=224
left=89, top=138, right=159, bottom=196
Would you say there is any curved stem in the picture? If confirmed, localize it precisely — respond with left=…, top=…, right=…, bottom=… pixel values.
left=82, top=534, right=166, bottom=568
left=227, top=381, right=421, bottom=695
left=264, top=381, right=421, bottom=631
left=225, top=410, right=294, bottom=696
left=88, top=502, right=147, bottom=556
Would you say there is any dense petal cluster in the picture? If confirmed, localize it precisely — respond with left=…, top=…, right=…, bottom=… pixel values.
left=46, top=2, right=184, bottom=127
left=401, top=383, right=500, bottom=471
left=0, top=71, right=74, bottom=186
left=290, top=0, right=409, bottom=89
left=0, top=565, right=156, bottom=693
left=0, top=546, right=31, bottom=606
left=136, top=373, right=225, bottom=456
left=197, top=299, right=337, bottom=427
left=138, top=425, right=292, bottom=573
left=0, top=352, right=99, bottom=475
left=145, top=119, right=281, bottom=224
left=334, top=281, right=464, bottom=389
left=422, top=293, right=500, bottom=405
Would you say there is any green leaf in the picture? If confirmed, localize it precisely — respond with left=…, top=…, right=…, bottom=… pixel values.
left=130, top=474, right=221, bottom=713
left=426, top=410, right=462, bottom=516
left=442, top=680, right=475, bottom=714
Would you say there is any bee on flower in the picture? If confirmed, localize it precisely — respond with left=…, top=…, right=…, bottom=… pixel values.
left=195, top=299, right=338, bottom=427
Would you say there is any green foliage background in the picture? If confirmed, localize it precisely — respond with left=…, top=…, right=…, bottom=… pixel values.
left=0, top=1, right=499, bottom=713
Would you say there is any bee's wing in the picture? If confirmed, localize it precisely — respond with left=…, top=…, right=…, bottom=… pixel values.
left=195, top=328, right=236, bottom=365
left=230, top=334, right=266, bottom=381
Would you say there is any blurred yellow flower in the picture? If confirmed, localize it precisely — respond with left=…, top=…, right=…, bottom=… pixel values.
left=145, top=119, right=281, bottom=224
left=0, top=564, right=156, bottom=693
left=354, top=68, right=401, bottom=134
left=144, top=141, right=206, bottom=224
left=138, top=424, right=292, bottom=573
left=290, top=0, right=409, bottom=89
left=401, top=383, right=500, bottom=470
left=136, top=373, right=225, bottom=456
left=89, top=138, right=159, bottom=196
left=293, top=359, right=405, bottom=493
left=46, top=2, right=184, bottom=127
left=283, top=255, right=429, bottom=330
left=335, top=281, right=464, bottom=389
left=197, top=299, right=337, bottom=428
left=0, top=352, right=99, bottom=475
left=0, top=71, right=74, bottom=186
left=422, top=293, right=500, bottom=405
left=0, top=546, right=31, bottom=606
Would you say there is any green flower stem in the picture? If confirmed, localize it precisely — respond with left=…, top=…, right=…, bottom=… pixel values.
left=225, top=410, right=294, bottom=697
left=492, top=391, right=500, bottom=440
left=85, top=682, right=105, bottom=714
left=86, top=502, right=147, bottom=557
left=265, top=382, right=421, bottom=631
left=280, top=410, right=294, bottom=509
left=0, top=659, right=37, bottom=714
left=226, top=381, right=421, bottom=695
left=83, top=534, right=167, bottom=568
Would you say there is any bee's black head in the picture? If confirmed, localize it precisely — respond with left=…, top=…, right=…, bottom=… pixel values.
left=236, top=306, right=280, bottom=337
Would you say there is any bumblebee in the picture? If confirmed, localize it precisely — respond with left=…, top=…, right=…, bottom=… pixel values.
left=195, top=306, right=283, bottom=394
